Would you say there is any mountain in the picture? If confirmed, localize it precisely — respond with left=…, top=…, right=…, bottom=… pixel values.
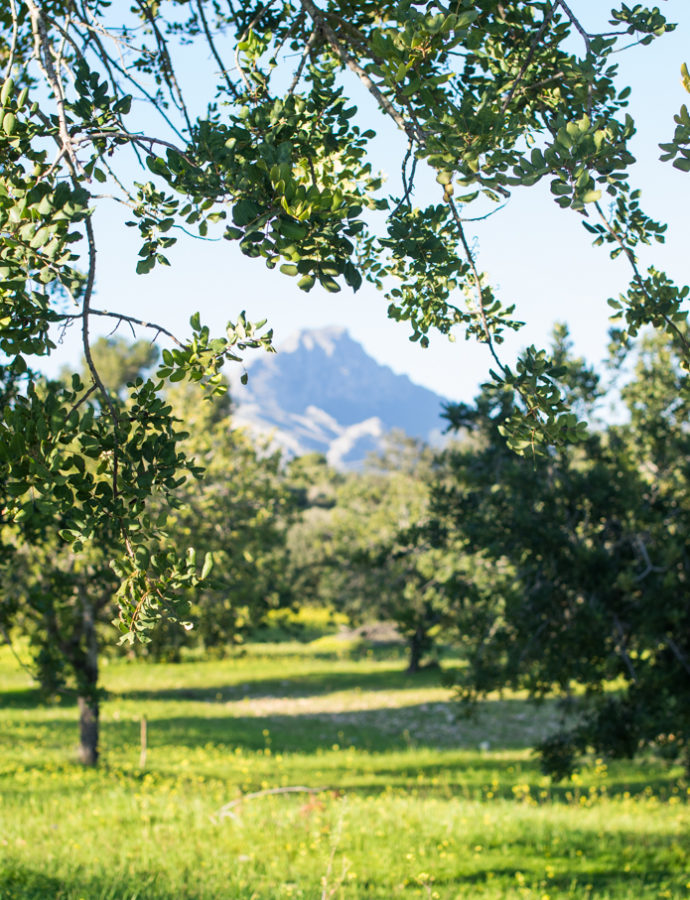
left=231, top=327, right=449, bottom=467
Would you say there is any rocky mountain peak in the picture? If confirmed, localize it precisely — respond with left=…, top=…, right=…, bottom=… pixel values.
left=232, top=327, right=448, bottom=467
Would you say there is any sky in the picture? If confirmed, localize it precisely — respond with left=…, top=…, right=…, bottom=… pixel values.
left=39, top=0, right=689, bottom=405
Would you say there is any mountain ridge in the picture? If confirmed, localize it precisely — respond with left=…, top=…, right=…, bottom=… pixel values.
left=231, top=327, right=449, bottom=467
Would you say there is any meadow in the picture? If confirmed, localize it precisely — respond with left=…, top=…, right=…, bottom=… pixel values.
left=0, top=627, right=688, bottom=900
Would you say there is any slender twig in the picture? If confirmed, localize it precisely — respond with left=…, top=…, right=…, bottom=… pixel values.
left=288, top=25, right=319, bottom=94
left=666, top=638, right=690, bottom=678
left=612, top=613, right=637, bottom=683
left=446, top=196, right=507, bottom=376
left=392, top=138, right=417, bottom=215
left=72, top=130, right=192, bottom=163
left=4, top=0, right=19, bottom=81
left=134, top=0, right=193, bottom=134
left=75, top=11, right=187, bottom=143
left=321, top=797, right=348, bottom=900
left=80, top=215, right=121, bottom=505
left=26, top=0, right=84, bottom=177
left=65, top=383, right=98, bottom=420
left=594, top=201, right=690, bottom=359
left=234, top=0, right=278, bottom=98
left=554, top=0, right=592, bottom=55
left=300, top=0, right=418, bottom=142
left=195, top=0, right=239, bottom=99
left=633, top=535, right=664, bottom=582
left=459, top=201, right=509, bottom=222
left=0, top=621, right=36, bottom=681
left=77, top=1, right=156, bottom=59
left=57, top=309, right=186, bottom=347
left=501, top=2, right=558, bottom=113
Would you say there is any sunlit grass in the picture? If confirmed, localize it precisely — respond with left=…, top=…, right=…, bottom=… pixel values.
left=1, top=641, right=688, bottom=899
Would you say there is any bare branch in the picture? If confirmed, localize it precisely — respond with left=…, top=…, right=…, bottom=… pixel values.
left=288, top=25, right=319, bottom=95
left=64, top=383, right=98, bottom=420
left=446, top=195, right=507, bottom=377
left=79, top=215, right=121, bottom=503
left=25, top=0, right=84, bottom=177
left=5, top=0, right=19, bottom=82
left=195, top=0, right=239, bottom=99
left=555, top=0, right=592, bottom=56
left=72, top=129, right=192, bottom=164
left=57, top=309, right=186, bottom=347
left=134, top=0, right=194, bottom=134
left=633, top=535, right=665, bottom=582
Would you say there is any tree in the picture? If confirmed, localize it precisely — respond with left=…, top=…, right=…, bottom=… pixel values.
left=0, top=2, right=686, bottom=655
left=433, top=326, right=690, bottom=776
left=287, top=434, right=466, bottom=671
left=2, top=341, right=295, bottom=760
left=144, top=379, right=293, bottom=659
left=0, top=339, right=187, bottom=764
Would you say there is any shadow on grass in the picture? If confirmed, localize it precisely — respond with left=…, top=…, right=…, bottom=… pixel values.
left=0, top=663, right=457, bottom=711
left=1, top=695, right=685, bottom=803
left=409, top=866, right=684, bottom=891
left=113, top=663, right=460, bottom=703
left=0, top=865, right=224, bottom=900
left=0, top=863, right=684, bottom=900
left=0, top=688, right=42, bottom=710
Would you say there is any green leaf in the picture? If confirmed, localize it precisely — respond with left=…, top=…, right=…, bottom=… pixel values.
left=201, top=552, right=214, bottom=580
left=297, top=274, right=315, bottom=291
left=582, top=189, right=602, bottom=203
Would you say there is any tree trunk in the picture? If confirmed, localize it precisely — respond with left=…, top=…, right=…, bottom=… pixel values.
left=78, top=694, right=99, bottom=766
left=76, top=595, right=100, bottom=766
left=406, top=625, right=426, bottom=674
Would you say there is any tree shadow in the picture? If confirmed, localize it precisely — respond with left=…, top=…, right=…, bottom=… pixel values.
left=112, top=663, right=460, bottom=703
left=0, top=687, right=78, bottom=710
left=412, top=865, right=683, bottom=891
left=0, top=663, right=459, bottom=710
left=3, top=696, right=684, bottom=802
left=0, top=864, right=218, bottom=900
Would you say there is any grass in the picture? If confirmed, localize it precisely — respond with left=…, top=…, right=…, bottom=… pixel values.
left=0, top=638, right=689, bottom=899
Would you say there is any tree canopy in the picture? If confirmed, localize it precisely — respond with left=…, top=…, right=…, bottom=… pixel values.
left=433, top=326, right=690, bottom=776
left=0, top=1, right=687, bottom=642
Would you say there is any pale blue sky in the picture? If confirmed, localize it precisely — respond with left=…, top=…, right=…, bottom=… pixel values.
left=41, top=0, right=688, bottom=404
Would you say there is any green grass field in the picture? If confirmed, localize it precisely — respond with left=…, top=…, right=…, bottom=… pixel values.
left=1, top=636, right=688, bottom=899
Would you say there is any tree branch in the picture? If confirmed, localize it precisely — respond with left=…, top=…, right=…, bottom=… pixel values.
left=57, top=308, right=186, bottom=347
left=4, top=0, right=19, bottom=82
left=299, top=0, right=419, bottom=142
left=195, top=0, right=240, bottom=99
left=554, top=0, right=592, bottom=56
left=501, top=1, right=558, bottom=114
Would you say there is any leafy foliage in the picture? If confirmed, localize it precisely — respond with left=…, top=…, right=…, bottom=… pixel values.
left=0, top=1, right=687, bottom=654
left=286, top=434, right=467, bottom=671
left=433, top=327, right=690, bottom=776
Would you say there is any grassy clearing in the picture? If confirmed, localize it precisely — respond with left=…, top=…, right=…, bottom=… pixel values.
left=0, top=640, right=688, bottom=899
